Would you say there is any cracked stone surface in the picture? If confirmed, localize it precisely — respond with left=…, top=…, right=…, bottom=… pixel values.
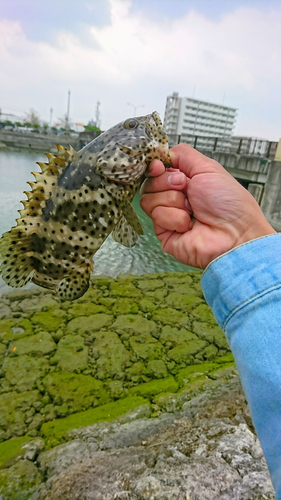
left=0, top=272, right=275, bottom=499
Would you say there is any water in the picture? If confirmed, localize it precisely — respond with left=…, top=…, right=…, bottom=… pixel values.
left=0, top=148, right=192, bottom=296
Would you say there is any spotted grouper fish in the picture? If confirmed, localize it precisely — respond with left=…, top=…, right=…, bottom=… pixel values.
left=0, top=112, right=171, bottom=301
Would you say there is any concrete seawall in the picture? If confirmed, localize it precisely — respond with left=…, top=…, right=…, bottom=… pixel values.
left=0, top=130, right=80, bottom=152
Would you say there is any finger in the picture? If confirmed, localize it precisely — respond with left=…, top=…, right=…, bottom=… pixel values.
left=145, top=159, right=165, bottom=177
left=152, top=206, right=192, bottom=233
left=140, top=190, right=188, bottom=217
left=170, top=143, right=226, bottom=178
left=140, top=170, right=187, bottom=196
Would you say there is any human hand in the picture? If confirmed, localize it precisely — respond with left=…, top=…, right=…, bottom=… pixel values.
left=140, top=143, right=275, bottom=269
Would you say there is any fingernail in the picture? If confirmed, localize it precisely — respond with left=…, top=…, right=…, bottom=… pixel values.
left=148, top=159, right=157, bottom=170
left=168, top=172, right=185, bottom=185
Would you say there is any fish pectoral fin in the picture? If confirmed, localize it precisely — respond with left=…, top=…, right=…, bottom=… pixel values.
left=112, top=215, right=139, bottom=247
left=119, top=198, right=144, bottom=235
left=108, top=186, right=144, bottom=236
left=56, top=265, right=91, bottom=302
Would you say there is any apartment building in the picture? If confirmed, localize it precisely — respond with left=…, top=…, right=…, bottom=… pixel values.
left=164, top=92, right=237, bottom=147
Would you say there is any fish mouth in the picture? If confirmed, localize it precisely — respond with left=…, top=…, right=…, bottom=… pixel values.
left=145, top=112, right=171, bottom=166
left=156, top=142, right=169, bottom=160
left=145, top=111, right=169, bottom=144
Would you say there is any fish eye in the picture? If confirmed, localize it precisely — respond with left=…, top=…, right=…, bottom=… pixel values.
left=123, top=119, right=139, bottom=130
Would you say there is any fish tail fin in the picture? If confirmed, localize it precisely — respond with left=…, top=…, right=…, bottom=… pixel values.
left=0, top=228, right=35, bottom=287
left=0, top=144, right=78, bottom=290
left=55, top=265, right=91, bottom=302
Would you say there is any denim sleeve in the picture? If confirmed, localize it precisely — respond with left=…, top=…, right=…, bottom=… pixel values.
left=201, top=234, right=281, bottom=498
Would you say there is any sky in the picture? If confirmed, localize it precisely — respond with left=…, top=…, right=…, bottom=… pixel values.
left=1, top=0, right=281, bottom=139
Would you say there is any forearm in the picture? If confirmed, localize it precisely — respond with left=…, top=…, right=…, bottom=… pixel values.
left=201, top=234, right=281, bottom=496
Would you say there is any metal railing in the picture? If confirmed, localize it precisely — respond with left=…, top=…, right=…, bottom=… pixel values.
left=168, top=134, right=278, bottom=159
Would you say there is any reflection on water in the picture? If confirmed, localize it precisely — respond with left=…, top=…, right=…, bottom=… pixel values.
left=0, top=148, right=192, bottom=295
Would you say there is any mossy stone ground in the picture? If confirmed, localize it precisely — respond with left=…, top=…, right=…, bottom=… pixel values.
left=0, top=271, right=234, bottom=474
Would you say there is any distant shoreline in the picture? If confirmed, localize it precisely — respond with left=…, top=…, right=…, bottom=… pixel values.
left=0, top=129, right=79, bottom=152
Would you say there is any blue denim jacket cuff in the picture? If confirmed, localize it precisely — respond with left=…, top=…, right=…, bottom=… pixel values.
left=201, top=233, right=281, bottom=330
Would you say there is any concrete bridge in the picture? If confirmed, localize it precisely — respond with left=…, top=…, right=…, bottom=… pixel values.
left=198, top=144, right=281, bottom=231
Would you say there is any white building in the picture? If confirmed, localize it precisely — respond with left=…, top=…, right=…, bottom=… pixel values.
left=164, top=92, right=237, bottom=148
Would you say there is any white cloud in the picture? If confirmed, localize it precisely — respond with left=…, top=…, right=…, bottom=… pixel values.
left=0, top=0, right=281, bottom=138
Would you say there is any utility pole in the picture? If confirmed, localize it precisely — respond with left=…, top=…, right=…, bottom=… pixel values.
left=66, top=90, right=70, bottom=130
left=50, top=107, right=53, bottom=128
left=95, top=100, right=101, bottom=129
left=127, top=103, right=144, bottom=117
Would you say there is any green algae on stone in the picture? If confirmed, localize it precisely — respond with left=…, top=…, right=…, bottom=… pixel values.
left=152, top=307, right=190, bottom=327
left=159, top=326, right=198, bottom=348
left=112, top=314, right=157, bottom=337
left=0, top=459, right=42, bottom=500
left=98, top=297, right=116, bottom=308
left=145, top=360, right=168, bottom=379
left=9, top=331, right=56, bottom=357
left=42, top=372, right=110, bottom=413
left=66, top=313, right=114, bottom=335
left=0, top=391, right=40, bottom=441
left=191, top=304, right=217, bottom=324
left=68, top=302, right=107, bottom=317
left=107, top=380, right=126, bottom=399
left=169, top=282, right=203, bottom=296
left=203, top=344, right=219, bottom=360
left=208, top=366, right=237, bottom=381
left=0, top=343, right=6, bottom=367
left=0, top=436, right=32, bottom=468
left=109, top=281, right=142, bottom=298
left=153, top=377, right=208, bottom=412
left=167, top=340, right=207, bottom=365
left=112, top=298, right=139, bottom=315
left=40, top=396, right=148, bottom=448
left=93, top=276, right=115, bottom=287
left=18, top=296, right=58, bottom=314
left=165, top=292, right=203, bottom=311
left=129, top=335, right=164, bottom=362
left=76, top=287, right=101, bottom=303
left=176, top=363, right=219, bottom=387
left=3, top=355, right=50, bottom=392
left=144, top=288, right=169, bottom=301
left=14, top=318, right=34, bottom=337
left=139, top=298, right=157, bottom=313
left=214, top=353, right=234, bottom=364
left=136, top=279, right=165, bottom=292
left=162, top=273, right=194, bottom=286
left=30, top=310, right=64, bottom=332
left=125, top=361, right=146, bottom=383
left=91, top=331, right=131, bottom=380
left=192, top=321, right=230, bottom=350
left=128, top=377, right=178, bottom=399
left=0, top=319, right=22, bottom=341
left=51, top=334, right=88, bottom=373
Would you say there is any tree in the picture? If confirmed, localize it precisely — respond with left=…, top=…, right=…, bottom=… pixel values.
left=24, top=109, right=40, bottom=127
left=57, top=114, right=72, bottom=132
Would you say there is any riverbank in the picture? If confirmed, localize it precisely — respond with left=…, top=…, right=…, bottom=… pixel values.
left=0, top=130, right=79, bottom=152
left=0, top=272, right=274, bottom=499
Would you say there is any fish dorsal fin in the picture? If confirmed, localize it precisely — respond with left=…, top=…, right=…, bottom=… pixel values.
left=17, top=144, right=77, bottom=220
left=112, top=215, right=139, bottom=247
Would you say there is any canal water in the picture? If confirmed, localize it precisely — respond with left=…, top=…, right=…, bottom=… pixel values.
left=0, top=148, right=192, bottom=296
